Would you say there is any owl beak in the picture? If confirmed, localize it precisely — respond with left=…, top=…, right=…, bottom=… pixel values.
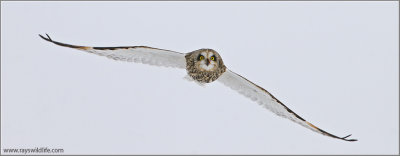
left=205, top=59, right=210, bottom=66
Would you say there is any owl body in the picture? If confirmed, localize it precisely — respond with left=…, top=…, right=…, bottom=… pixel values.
left=185, top=49, right=226, bottom=83
left=39, top=34, right=357, bottom=142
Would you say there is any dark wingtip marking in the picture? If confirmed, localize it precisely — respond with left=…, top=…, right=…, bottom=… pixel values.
left=39, top=34, right=51, bottom=42
left=306, top=122, right=357, bottom=142
left=45, top=33, right=52, bottom=40
left=343, top=134, right=352, bottom=138
left=341, top=134, right=358, bottom=141
left=39, top=33, right=91, bottom=50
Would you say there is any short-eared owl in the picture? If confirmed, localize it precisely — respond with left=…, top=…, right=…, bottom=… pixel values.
left=39, top=34, right=357, bottom=142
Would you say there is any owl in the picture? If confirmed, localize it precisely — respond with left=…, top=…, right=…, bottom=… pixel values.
left=39, top=34, right=357, bottom=142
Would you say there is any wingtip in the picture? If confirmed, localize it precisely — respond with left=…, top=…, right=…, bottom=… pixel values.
left=46, top=33, right=52, bottom=40
left=39, top=33, right=52, bottom=42
left=341, top=134, right=358, bottom=142
left=343, top=134, right=352, bottom=138
left=306, top=121, right=358, bottom=142
left=38, top=34, right=45, bottom=39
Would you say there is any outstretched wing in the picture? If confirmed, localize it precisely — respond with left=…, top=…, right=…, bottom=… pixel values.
left=218, top=69, right=357, bottom=141
left=39, top=34, right=186, bottom=68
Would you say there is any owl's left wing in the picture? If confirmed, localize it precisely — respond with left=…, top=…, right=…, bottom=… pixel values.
left=39, top=34, right=186, bottom=68
left=217, top=69, right=357, bottom=141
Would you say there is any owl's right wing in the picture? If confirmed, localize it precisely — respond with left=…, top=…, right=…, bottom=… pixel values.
left=217, top=69, right=357, bottom=141
left=39, top=34, right=186, bottom=69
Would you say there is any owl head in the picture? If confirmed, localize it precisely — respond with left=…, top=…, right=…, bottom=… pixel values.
left=187, top=49, right=225, bottom=72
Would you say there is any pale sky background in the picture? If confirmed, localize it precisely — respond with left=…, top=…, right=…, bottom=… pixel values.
left=1, top=1, right=398, bottom=155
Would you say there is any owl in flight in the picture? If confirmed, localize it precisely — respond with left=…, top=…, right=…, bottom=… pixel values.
left=39, top=34, right=357, bottom=142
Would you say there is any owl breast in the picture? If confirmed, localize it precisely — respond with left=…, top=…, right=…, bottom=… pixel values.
left=187, top=70, right=224, bottom=83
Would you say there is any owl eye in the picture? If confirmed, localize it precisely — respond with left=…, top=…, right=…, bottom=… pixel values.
left=198, top=55, right=205, bottom=61
left=210, top=56, right=216, bottom=61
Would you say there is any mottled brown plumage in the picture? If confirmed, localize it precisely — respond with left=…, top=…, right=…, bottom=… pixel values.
left=185, top=49, right=226, bottom=83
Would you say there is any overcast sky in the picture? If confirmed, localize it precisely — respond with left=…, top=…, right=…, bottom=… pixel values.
left=1, top=1, right=398, bottom=155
